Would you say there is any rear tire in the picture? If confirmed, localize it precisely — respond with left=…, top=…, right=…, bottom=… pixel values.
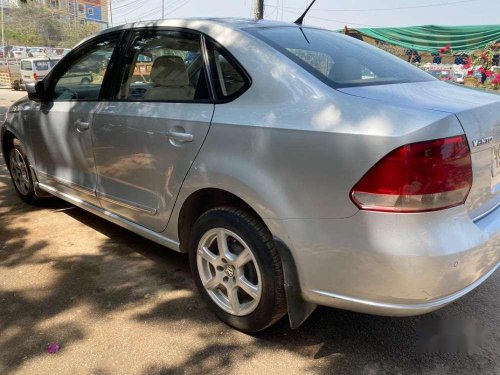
left=189, top=206, right=287, bottom=332
left=7, top=139, right=41, bottom=205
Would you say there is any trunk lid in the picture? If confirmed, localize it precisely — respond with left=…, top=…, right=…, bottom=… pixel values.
left=456, top=101, right=500, bottom=219
left=339, top=81, right=500, bottom=219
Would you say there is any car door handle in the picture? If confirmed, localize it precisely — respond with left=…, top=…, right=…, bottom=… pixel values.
left=167, top=131, right=193, bottom=143
left=75, top=119, right=90, bottom=132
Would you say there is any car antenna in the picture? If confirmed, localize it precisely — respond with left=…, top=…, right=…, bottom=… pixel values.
left=299, top=27, right=310, bottom=44
left=294, top=0, right=318, bottom=25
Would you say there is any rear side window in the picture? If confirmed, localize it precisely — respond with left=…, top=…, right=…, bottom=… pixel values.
left=21, top=61, right=32, bottom=70
left=206, top=41, right=248, bottom=100
left=248, top=27, right=434, bottom=88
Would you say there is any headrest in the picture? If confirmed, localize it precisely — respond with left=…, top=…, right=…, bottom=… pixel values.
left=330, top=57, right=362, bottom=82
left=150, top=55, right=189, bottom=86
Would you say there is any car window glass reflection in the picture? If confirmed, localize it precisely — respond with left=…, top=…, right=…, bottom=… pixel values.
left=252, top=27, right=434, bottom=88
left=53, top=40, right=116, bottom=101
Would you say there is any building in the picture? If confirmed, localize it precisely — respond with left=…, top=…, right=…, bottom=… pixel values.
left=47, top=0, right=109, bottom=29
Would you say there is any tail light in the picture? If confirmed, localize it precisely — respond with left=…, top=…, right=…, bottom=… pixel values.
left=350, top=135, right=472, bottom=213
left=33, top=72, right=38, bottom=81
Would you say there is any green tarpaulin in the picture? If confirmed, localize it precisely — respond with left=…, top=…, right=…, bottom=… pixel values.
left=353, top=25, right=500, bottom=53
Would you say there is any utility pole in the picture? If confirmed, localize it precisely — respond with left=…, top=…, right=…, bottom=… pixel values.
left=162, top=0, right=165, bottom=19
left=109, top=0, right=113, bottom=27
left=254, top=0, right=264, bottom=20
left=1, top=0, right=4, bottom=61
left=74, top=0, right=78, bottom=25
left=67, top=0, right=71, bottom=25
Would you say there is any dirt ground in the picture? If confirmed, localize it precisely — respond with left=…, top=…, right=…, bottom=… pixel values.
left=0, top=88, right=499, bottom=374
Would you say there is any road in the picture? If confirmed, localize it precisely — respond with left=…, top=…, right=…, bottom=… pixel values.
left=0, top=88, right=499, bottom=374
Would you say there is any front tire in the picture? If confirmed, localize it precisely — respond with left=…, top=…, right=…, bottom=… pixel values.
left=7, top=139, right=40, bottom=205
left=189, top=207, right=287, bottom=332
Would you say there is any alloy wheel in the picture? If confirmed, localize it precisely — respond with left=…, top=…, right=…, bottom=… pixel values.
left=196, top=228, right=262, bottom=316
left=9, top=148, right=30, bottom=196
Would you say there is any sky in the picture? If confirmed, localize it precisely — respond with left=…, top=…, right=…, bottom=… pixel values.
left=110, top=0, right=500, bottom=29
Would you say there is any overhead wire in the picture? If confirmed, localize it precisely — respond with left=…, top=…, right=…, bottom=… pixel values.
left=126, top=0, right=191, bottom=21
left=116, top=0, right=190, bottom=22
left=270, top=7, right=383, bottom=27
left=266, top=0, right=487, bottom=28
left=113, top=0, right=153, bottom=18
left=268, top=0, right=484, bottom=13
left=133, top=0, right=188, bottom=21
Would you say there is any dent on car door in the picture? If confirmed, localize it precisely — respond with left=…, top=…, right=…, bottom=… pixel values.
left=91, top=29, right=214, bottom=232
left=29, top=34, right=120, bottom=205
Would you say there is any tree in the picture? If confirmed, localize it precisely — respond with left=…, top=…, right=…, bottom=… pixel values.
left=4, top=3, right=101, bottom=48
left=60, top=21, right=102, bottom=48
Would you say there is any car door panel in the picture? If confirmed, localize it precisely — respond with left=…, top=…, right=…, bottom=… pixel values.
left=92, top=102, right=214, bottom=232
left=30, top=101, right=100, bottom=204
left=90, top=29, right=214, bottom=232
left=29, top=34, right=120, bottom=205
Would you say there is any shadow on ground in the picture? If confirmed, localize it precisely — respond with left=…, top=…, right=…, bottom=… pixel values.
left=0, top=151, right=498, bottom=375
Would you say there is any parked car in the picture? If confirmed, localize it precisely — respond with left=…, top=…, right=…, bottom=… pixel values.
left=2, top=19, right=499, bottom=332
left=20, top=58, right=60, bottom=87
left=10, top=46, right=28, bottom=59
left=28, top=47, right=47, bottom=58
left=453, top=71, right=465, bottom=84
left=426, top=68, right=453, bottom=81
left=53, top=48, right=71, bottom=57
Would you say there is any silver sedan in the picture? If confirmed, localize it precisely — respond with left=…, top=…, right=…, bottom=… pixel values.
left=1, top=18, right=499, bottom=332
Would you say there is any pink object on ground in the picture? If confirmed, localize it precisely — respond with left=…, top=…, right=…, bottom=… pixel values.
left=47, top=343, right=60, bottom=354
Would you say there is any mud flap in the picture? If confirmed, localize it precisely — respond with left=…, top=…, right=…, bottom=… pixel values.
left=30, top=166, right=52, bottom=198
left=274, top=237, right=317, bottom=329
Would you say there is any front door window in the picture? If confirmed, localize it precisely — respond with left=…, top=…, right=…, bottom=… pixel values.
left=53, top=39, right=116, bottom=101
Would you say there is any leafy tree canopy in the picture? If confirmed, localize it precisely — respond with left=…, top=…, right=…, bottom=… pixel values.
left=4, top=3, right=101, bottom=48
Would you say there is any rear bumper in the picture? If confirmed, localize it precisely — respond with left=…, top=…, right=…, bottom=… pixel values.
left=265, top=204, right=499, bottom=316
left=307, top=262, right=498, bottom=316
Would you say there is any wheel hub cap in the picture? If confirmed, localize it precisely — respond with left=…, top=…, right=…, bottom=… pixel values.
left=196, top=228, right=262, bottom=316
left=224, top=264, right=235, bottom=278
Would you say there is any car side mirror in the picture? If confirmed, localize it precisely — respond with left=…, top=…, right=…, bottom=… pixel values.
left=26, top=81, right=47, bottom=102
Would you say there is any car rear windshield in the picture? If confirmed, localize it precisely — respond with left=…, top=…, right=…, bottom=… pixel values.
left=247, top=27, right=435, bottom=88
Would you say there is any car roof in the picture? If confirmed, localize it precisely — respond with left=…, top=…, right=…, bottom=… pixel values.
left=75, top=17, right=307, bottom=48
left=109, top=17, right=293, bottom=31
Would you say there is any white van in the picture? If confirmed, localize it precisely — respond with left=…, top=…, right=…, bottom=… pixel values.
left=20, top=58, right=59, bottom=87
